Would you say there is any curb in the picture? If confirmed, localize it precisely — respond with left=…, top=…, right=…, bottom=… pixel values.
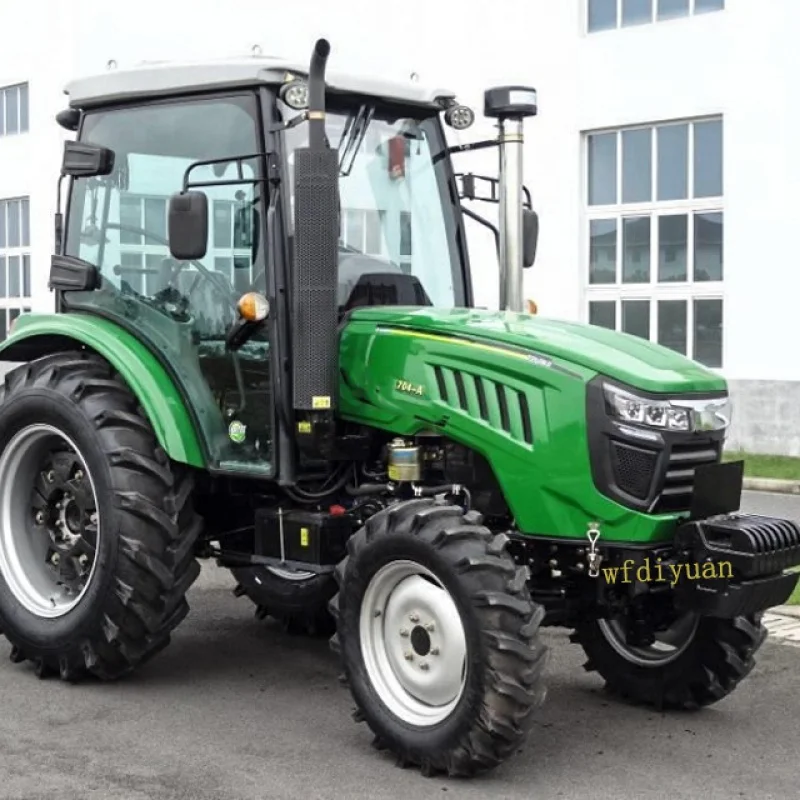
left=743, top=477, right=800, bottom=495
left=771, top=605, right=800, bottom=620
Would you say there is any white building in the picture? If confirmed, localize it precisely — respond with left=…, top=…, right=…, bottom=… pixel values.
left=0, top=0, right=797, bottom=454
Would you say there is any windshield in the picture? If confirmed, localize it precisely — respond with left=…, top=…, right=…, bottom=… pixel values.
left=280, top=99, right=468, bottom=309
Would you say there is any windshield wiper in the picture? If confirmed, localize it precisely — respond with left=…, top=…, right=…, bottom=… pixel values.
left=338, top=104, right=374, bottom=177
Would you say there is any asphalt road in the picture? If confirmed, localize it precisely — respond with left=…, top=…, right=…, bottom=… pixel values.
left=1, top=491, right=798, bottom=800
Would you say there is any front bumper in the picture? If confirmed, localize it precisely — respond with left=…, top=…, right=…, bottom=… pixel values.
left=673, top=513, right=800, bottom=618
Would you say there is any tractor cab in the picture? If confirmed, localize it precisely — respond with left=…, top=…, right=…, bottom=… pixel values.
left=51, top=47, right=538, bottom=480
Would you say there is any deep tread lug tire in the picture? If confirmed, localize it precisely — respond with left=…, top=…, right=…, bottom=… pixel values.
left=572, top=613, right=767, bottom=709
left=0, top=352, right=202, bottom=681
left=329, top=498, right=547, bottom=777
left=230, top=566, right=336, bottom=637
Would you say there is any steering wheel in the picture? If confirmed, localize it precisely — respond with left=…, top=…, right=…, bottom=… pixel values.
left=104, top=222, right=239, bottom=309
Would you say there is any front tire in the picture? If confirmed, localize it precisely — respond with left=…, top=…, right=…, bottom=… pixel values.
left=0, top=352, right=202, bottom=681
left=573, top=612, right=767, bottom=709
left=330, top=498, right=547, bottom=777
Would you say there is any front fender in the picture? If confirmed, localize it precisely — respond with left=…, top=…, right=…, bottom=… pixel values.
left=0, top=313, right=205, bottom=468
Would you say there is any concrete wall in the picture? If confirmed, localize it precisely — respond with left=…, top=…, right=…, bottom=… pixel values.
left=727, top=380, right=800, bottom=459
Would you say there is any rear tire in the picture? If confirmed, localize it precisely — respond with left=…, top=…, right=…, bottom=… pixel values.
left=330, top=498, right=547, bottom=777
left=0, top=352, right=202, bottom=681
left=231, top=565, right=336, bottom=636
left=572, top=612, right=767, bottom=709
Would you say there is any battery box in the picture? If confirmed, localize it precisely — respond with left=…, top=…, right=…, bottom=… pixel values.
left=254, top=508, right=354, bottom=567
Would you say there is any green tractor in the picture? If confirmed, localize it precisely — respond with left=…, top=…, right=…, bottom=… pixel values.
left=0, top=38, right=798, bottom=777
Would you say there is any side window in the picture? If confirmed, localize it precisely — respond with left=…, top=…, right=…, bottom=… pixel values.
left=70, top=95, right=262, bottom=337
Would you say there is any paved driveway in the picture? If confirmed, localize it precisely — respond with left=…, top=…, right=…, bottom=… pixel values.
left=1, top=491, right=798, bottom=800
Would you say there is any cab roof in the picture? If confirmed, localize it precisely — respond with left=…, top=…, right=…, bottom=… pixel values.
left=64, top=55, right=457, bottom=110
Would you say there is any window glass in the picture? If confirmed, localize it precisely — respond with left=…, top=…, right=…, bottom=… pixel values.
left=622, top=216, right=650, bottom=283
left=657, top=0, right=689, bottom=20
left=694, top=299, right=723, bottom=367
left=622, top=0, right=652, bottom=26
left=694, top=119, right=722, bottom=197
left=588, top=133, right=617, bottom=205
left=283, top=103, right=463, bottom=308
left=694, top=212, right=723, bottom=281
left=695, top=0, right=724, bottom=12
left=589, top=219, right=617, bottom=284
left=589, top=301, right=616, bottom=329
left=658, top=300, right=687, bottom=354
left=622, top=300, right=650, bottom=339
left=18, top=84, right=28, bottom=132
left=5, top=87, right=18, bottom=135
left=7, top=200, right=19, bottom=247
left=588, top=0, right=618, bottom=31
left=657, top=124, right=688, bottom=200
left=658, top=214, right=688, bottom=282
left=622, top=128, right=651, bottom=203
left=8, top=255, right=20, bottom=298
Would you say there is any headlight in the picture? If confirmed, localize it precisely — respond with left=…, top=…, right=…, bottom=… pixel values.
left=603, top=384, right=731, bottom=432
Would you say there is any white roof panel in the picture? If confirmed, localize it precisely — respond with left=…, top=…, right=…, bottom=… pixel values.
left=64, top=56, right=457, bottom=110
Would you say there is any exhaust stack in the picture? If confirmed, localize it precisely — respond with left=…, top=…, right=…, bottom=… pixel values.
left=291, top=39, right=340, bottom=454
left=483, top=86, right=538, bottom=313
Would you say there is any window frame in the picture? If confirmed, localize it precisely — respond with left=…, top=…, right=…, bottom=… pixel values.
left=582, top=116, right=724, bottom=368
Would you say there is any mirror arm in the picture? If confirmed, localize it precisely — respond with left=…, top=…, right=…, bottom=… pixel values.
left=225, top=317, right=261, bottom=352
left=434, top=138, right=499, bottom=164
left=461, top=206, right=500, bottom=252
left=181, top=152, right=265, bottom=192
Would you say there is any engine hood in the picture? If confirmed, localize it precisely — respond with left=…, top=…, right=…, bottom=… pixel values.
left=347, top=307, right=727, bottom=395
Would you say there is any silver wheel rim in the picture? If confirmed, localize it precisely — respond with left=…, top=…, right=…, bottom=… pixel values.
left=360, top=560, right=467, bottom=727
left=597, top=612, right=700, bottom=667
left=0, top=424, right=101, bottom=618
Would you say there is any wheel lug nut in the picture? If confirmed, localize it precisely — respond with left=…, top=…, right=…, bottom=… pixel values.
left=78, top=555, right=89, bottom=567
left=419, top=661, right=429, bottom=671
left=46, top=471, right=54, bottom=482
left=425, top=622, right=435, bottom=632
left=409, top=613, right=420, bottom=623
left=74, top=470, right=83, bottom=480
left=51, top=553, right=60, bottom=565
left=404, top=651, right=414, bottom=661
left=399, top=628, right=409, bottom=637
left=430, top=647, right=440, bottom=656
left=34, top=511, right=45, bottom=525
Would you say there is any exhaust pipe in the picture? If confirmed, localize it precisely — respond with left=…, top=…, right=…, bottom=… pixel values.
left=291, top=38, right=340, bottom=455
left=483, top=86, right=539, bottom=313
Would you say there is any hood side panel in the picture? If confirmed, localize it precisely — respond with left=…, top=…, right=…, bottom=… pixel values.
left=339, top=318, right=680, bottom=544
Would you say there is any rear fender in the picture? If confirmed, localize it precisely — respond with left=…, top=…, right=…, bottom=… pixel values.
left=0, top=313, right=205, bottom=467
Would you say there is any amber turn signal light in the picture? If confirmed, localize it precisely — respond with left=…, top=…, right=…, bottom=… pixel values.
left=238, top=292, right=270, bottom=322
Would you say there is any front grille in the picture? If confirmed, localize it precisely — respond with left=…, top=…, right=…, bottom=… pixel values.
left=433, top=365, right=533, bottom=445
left=653, top=442, right=721, bottom=513
left=610, top=441, right=658, bottom=500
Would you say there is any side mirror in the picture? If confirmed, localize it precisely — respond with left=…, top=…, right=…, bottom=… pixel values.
left=523, top=209, right=539, bottom=268
left=61, top=140, right=115, bottom=178
left=168, top=191, right=209, bottom=261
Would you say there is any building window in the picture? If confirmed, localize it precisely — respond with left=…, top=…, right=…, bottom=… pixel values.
left=584, top=118, right=724, bottom=368
left=587, top=0, right=723, bottom=32
left=0, top=84, right=29, bottom=136
left=0, top=197, right=32, bottom=339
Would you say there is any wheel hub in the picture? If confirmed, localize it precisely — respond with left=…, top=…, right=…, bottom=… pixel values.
left=360, top=561, right=467, bottom=727
left=0, top=424, right=100, bottom=618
